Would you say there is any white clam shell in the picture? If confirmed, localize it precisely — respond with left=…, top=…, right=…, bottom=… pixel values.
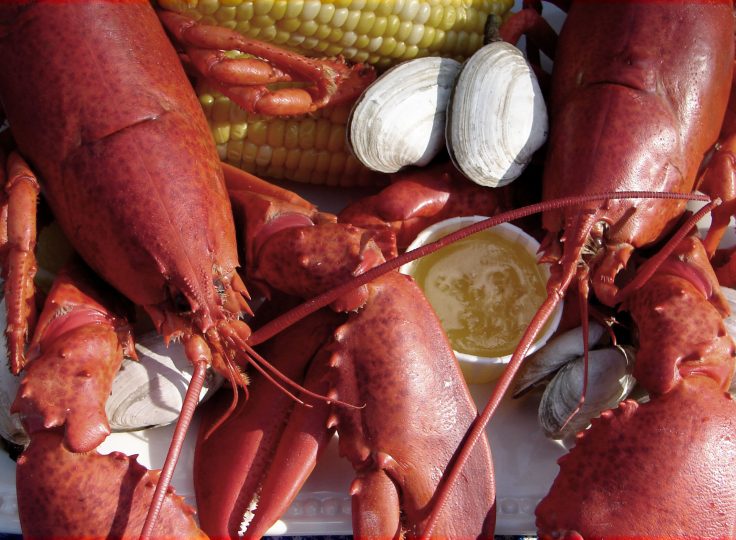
left=539, top=345, right=636, bottom=440
left=347, top=56, right=462, bottom=173
left=512, top=322, right=607, bottom=398
left=106, top=332, right=223, bottom=431
left=447, top=41, right=548, bottom=187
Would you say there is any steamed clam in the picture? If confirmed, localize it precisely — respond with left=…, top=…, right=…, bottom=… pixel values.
left=106, top=331, right=222, bottom=431
left=447, top=40, right=548, bottom=187
left=539, top=346, right=635, bottom=439
left=514, top=323, right=636, bottom=440
left=347, top=56, right=462, bottom=173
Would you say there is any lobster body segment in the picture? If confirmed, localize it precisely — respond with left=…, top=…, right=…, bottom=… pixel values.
left=541, top=0, right=734, bottom=302
left=0, top=1, right=240, bottom=330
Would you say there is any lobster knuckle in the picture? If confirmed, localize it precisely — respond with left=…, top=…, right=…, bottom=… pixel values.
left=184, top=334, right=211, bottom=366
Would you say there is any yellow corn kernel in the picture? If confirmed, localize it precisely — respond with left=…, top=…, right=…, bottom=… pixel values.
left=197, top=87, right=378, bottom=186
left=159, top=0, right=514, bottom=69
left=246, top=120, right=268, bottom=146
left=212, top=123, right=230, bottom=145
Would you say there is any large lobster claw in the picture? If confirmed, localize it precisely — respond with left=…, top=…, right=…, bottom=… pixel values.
left=193, top=178, right=496, bottom=538
left=12, top=260, right=206, bottom=538
left=536, top=236, right=736, bottom=537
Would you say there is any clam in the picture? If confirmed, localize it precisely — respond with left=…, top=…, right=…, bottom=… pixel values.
left=512, top=322, right=608, bottom=398
left=106, top=331, right=223, bottom=431
left=539, top=345, right=636, bottom=440
left=446, top=40, right=548, bottom=187
left=347, top=56, right=462, bottom=173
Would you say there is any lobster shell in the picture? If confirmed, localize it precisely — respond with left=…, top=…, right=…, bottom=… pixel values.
left=0, top=1, right=240, bottom=329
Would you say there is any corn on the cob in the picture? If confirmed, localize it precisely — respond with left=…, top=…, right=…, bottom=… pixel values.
left=158, top=0, right=515, bottom=69
left=199, top=84, right=382, bottom=186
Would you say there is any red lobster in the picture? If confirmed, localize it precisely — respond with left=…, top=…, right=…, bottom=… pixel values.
left=369, top=0, right=736, bottom=535
left=0, top=0, right=368, bottom=535
left=192, top=169, right=496, bottom=538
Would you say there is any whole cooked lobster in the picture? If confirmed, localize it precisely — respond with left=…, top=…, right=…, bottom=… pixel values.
left=0, top=0, right=255, bottom=535
left=0, top=2, right=497, bottom=536
left=422, top=0, right=736, bottom=535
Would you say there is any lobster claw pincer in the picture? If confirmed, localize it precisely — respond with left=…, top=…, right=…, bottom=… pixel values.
left=11, top=260, right=207, bottom=538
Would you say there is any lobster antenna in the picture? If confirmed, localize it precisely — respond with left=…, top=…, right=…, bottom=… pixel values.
left=421, top=206, right=599, bottom=538
left=248, top=191, right=712, bottom=347
left=226, top=327, right=363, bottom=410
left=140, top=358, right=209, bottom=540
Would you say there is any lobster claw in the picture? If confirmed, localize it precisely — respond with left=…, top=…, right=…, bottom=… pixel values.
left=537, top=236, right=736, bottom=537
left=194, top=307, right=341, bottom=538
left=194, top=273, right=496, bottom=539
left=11, top=261, right=133, bottom=453
left=11, top=260, right=207, bottom=538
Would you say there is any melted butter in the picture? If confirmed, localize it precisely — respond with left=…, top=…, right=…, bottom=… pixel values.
left=412, top=229, right=548, bottom=358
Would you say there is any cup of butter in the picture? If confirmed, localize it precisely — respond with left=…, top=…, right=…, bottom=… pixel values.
left=400, top=216, right=563, bottom=384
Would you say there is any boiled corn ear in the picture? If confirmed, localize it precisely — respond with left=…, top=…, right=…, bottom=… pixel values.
left=199, top=84, right=382, bottom=186
left=158, top=0, right=515, bottom=69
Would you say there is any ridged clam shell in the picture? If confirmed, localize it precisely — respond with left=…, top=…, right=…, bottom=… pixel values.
left=539, top=346, right=635, bottom=439
left=447, top=41, right=548, bottom=187
left=347, top=56, right=462, bottom=173
left=106, top=332, right=223, bottom=431
left=512, top=322, right=607, bottom=398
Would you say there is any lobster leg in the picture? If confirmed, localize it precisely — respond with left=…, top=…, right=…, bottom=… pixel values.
left=700, top=68, right=736, bottom=258
left=158, top=10, right=376, bottom=116
left=11, top=260, right=206, bottom=538
left=337, top=160, right=514, bottom=253
left=0, top=152, right=40, bottom=374
left=536, top=236, right=736, bottom=536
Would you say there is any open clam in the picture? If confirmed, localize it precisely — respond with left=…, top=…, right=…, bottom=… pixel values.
left=446, top=40, right=548, bottom=187
left=513, top=323, right=636, bottom=440
left=347, top=56, right=462, bottom=173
